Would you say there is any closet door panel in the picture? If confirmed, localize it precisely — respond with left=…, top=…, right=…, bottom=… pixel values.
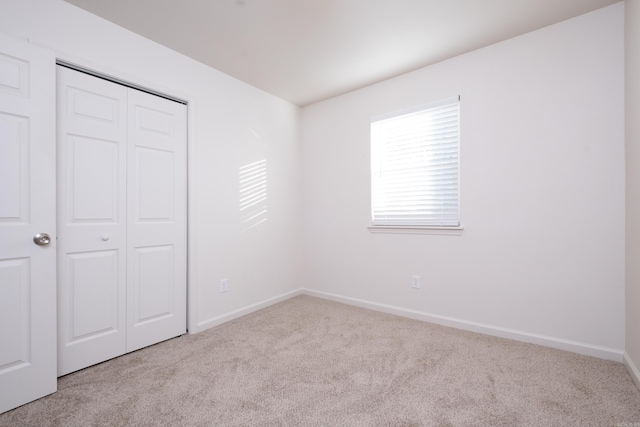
left=57, top=67, right=127, bottom=376
left=126, top=89, right=186, bottom=352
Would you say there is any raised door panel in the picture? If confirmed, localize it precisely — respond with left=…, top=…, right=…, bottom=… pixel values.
left=0, top=35, right=56, bottom=414
left=0, top=113, right=28, bottom=223
left=66, top=135, right=120, bottom=223
left=133, top=245, right=174, bottom=324
left=66, top=250, right=120, bottom=341
left=0, top=52, right=29, bottom=97
left=126, top=89, right=186, bottom=352
left=64, top=84, right=122, bottom=141
left=0, top=258, right=30, bottom=371
left=56, top=66, right=127, bottom=376
left=134, top=147, right=174, bottom=223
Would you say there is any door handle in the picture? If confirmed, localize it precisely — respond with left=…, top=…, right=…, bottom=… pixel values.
left=33, top=233, right=52, bottom=246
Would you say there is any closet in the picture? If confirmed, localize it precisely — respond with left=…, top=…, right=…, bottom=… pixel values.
left=56, top=66, right=187, bottom=376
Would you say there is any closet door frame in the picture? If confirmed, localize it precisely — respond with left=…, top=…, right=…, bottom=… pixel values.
left=54, top=54, right=198, bottom=342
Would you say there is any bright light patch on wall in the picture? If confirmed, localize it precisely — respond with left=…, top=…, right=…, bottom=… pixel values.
left=239, top=159, right=267, bottom=232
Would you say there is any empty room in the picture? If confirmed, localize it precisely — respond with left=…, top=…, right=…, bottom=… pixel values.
left=1, top=0, right=640, bottom=425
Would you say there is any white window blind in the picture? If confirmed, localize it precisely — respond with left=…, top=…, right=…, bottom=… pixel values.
left=371, top=97, right=460, bottom=227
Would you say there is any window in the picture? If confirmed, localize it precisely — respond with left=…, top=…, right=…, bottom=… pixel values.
left=370, top=97, right=460, bottom=229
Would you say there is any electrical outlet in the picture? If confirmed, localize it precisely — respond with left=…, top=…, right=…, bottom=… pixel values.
left=412, top=275, right=421, bottom=289
left=220, top=278, right=228, bottom=293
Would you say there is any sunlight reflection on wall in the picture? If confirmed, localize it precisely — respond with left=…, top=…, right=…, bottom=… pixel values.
left=239, top=159, right=267, bottom=233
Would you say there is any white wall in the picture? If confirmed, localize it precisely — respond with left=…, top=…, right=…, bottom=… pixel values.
left=626, top=0, right=640, bottom=386
left=0, top=0, right=303, bottom=332
left=301, top=4, right=625, bottom=359
left=1, top=0, right=628, bottom=363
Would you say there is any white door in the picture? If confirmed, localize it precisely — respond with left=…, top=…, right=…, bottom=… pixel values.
left=0, top=35, right=57, bottom=413
left=56, top=67, right=128, bottom=376
left=57, top=67, right=187, bottom=375
left=126, top=88, right=187, bottom=352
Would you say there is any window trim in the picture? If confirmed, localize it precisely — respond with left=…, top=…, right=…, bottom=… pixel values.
left=367, top=225, right=464, bottom=236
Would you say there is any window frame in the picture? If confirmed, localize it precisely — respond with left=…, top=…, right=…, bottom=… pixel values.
left=369, top=96, right=463, bottom=235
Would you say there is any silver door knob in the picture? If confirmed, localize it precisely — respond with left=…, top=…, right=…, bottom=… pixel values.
left=33, top=233, right=51, bottom=246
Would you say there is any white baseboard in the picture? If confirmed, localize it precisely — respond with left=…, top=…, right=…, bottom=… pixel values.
left=195, top=289, right=303, bottom=332
left=191, top=287, right=624, bottom=363
left=624, top=352, right=640, bottom=391
left=303, top=289, right=624, bottom=362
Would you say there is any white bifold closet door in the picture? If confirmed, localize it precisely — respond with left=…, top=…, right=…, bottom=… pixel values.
left=56, top=66, right=187, bottom=376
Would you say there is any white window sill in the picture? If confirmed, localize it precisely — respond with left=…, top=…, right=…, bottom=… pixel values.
left=367, top=225, right=464, bottom=236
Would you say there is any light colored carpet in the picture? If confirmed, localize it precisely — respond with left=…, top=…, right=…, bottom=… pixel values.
left=1, top=295, right=639, bottom=426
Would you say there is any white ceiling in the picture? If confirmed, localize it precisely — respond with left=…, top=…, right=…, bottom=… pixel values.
left=63, top=0, right=620, bottom=107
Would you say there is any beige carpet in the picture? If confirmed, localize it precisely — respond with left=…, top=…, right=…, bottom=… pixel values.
left=1, top=295, right=639, bottom=426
